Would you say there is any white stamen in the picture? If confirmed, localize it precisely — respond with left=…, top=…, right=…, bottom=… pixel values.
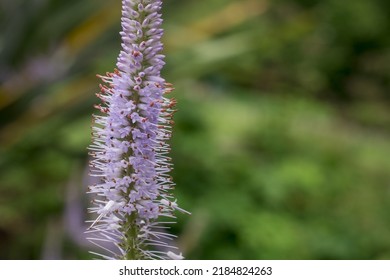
left=167, top=251, right=184, bottom=260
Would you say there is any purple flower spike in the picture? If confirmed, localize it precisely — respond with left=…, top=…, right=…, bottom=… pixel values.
left=87, top=0, right=188, bottom=260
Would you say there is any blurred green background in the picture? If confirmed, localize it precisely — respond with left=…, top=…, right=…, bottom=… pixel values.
left=0, top=0, right=390, bottom=259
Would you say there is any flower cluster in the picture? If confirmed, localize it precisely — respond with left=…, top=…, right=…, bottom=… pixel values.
left=87, top=0, right=187, bottom=260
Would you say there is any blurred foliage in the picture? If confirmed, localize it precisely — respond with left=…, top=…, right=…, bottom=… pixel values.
left=0, top=0, right=389, bottom=259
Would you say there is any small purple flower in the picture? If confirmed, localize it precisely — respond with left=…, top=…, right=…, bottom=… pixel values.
left=87, top=0, right=188, bottom=260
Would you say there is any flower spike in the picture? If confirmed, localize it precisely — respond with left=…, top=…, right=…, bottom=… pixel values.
left=86, top=0, right=187, bottom=260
